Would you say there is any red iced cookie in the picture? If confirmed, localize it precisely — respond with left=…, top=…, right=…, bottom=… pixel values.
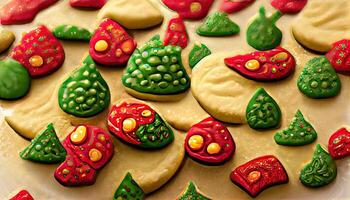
left=89, top=18, right=137, bottom=66
left=161, top=0, right=214, bottom=20
left=10, top=190, right=34, bottom=200
left=184, top=117, right=235, bottom=165
left=0, top=0, right=57, bottom=25
left=10, top=25, right=65, bottom=77
left=220, top=0, right=255, bottom=13
left=224, top=47, right=295, bottom=81
left=326, top=39, right=350, bottom=74
left=164, top=17, right=189, bottom=49
left=328, top=128, right=350, bottom=160
left=270, top=0, right=307, bottom=14
left=70, top=0, right=106, bottom=9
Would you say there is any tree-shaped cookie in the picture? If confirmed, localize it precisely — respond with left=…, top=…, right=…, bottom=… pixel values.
left=177, top=181, right=211, bottom=200
left=196, top=12, right=240, bottom=37
left=300, top=144, right=337, bottom=187
left=164, top=17, right=189, bottom=49
left=328, top=128, right=350, bottom=160
left=247, top=7, right=282, bottom=51
left=58, top=55, right=110, bottom=118
left=297, top=56, right=341, bottom=99
left=70, top=0, right=106, bottom=9
left=189, top=42, right=211, bottom=69
left=113, top=173, right=145, bottom=200
left=20, top=123, right=66, bottom=163
left=161, top=0, right=214, bottom=20
left=274, top=110, right=317, bottom=146
left=52, top=25, right=92, bottom=41
left=326, top=39, right=350, bottom=74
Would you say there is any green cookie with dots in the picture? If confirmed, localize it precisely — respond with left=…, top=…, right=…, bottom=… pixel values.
left=196, top=12, right=240, bottom=37
left=113, top=172, right=145, bottom=200
left=178, top=181, right=210, bottom=200
left=297, top=56, right=341, bottom=99
left=52, top=25, right=92, bottom=41
left=58, top=55, right=110, bottom=117
left=189, top=42, right=211, bottom=69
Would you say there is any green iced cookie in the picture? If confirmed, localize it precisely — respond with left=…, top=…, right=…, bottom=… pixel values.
left=52, top=25, right=92, bottom=41
left=113, top=172, right=145, bottom=200
left=196, top=12, right=240, bottom=37
left=189, top=42, right=211, bottom=69
left=274, top=110, right=317, bottom=146
left=58, top=55, right=110, bottom=117
left=178, top=181, right=210, bottom=200
left=246, top=88, right=281, bottom=130
left=20, top=123, right=66, bottom=163
left=300, top=144, right=337, bottom=187
left=297, top=56, right=341, bottom=99
left=247, top=6, right=282, bottom=51
left=0, top=58, right=31, bottom=100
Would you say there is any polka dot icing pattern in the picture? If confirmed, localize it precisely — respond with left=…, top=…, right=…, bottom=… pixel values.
left=196, top=12, right=240, bottom=37
left=326, top=39, right=350, bottom=74
left=164, top=17, right=189, bottom=49
left=177, top=181, right=210, bottom=200
left=70, top=0, right=106, bottom=9
left=113, top=173, right=145, bottom=200
left=270, top=0, right=307, bottom=14
left=220, top=0, right=255, bottom=14
left=52, top=25, right=92, bottom=41
left=328, top=128, right=350, bottom=160
left=161, top=0, right=214, bottom=20
left=188, top=42, right=211, bottom=69
left=10, top=190, right=34, bottom=200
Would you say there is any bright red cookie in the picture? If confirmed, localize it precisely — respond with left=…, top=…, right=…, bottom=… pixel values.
left=0, top=0, right=57, bottom=25
left=328, top=128, right=350, bottom=160
left=10, top=25, right=65, bottom=77
left=70, top=0, right=106, bottom=9
left=326, top=39, right=350, bottom=74
left=164, top=17, right=188, bottom=49
left=10, top=190, right=34, bottom=200
left=220, top=0, right=255, bottom=13
left=270, top=0, right=307, bottom=14
left=224, top=47, right=295, bottom=81
left=89, top=18, right=137, bottom=66
left=184, top=117, right=235, bottom=165
left=230, top=155, right=288, bottom=197
left=161, top=0, right=214, bottom=20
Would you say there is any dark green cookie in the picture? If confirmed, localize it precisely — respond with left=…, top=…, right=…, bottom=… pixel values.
left=188, top=42, right=211, bottom=69
left=196, top=12, right=240, bottom=37
left=178, top=182, right=210, bottom=200
left=297, top=56, right=341, bottom=99
left=246, top=88, right=281, bottom=130
left=20, top=123, right=66, bottom=164
left=300, top=144, right=337, bottom=187
left=0, top=58, right=31, bottom=100
left=52, top=25, right=92, bottom=41
left=58, top=55, right=110, bottom=117
left=122, top=35, right=190, bottom=95
left=246, top=6, right=282, bottom=51
left=113, top=172, right=145, bottom=200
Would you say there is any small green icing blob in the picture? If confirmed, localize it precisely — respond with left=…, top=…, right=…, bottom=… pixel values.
left=246, top=6, right=282, bottom=51
left=196, top=12, right=240, bottom=37
left=113, top=172, right=145, bottom=200
left=122, top=35, right=190, bottom=95
left=52, top=25, right=92, bottom=41
left=300, top=144, right=337, bottom=187
left=246, top=88, right=281, bottom=130
left=274, top=110, right=317, bottom=146
left=188, top=42, right=211, bottom=69
left=297, top=56, right=341, bottom=99
left=58, top=55, right=110, bottom=117
left=178, top=181, right=210, bottom=200
left=0, top=58, right=31, bottom=100
left=20, top=123, right=66, bottom=164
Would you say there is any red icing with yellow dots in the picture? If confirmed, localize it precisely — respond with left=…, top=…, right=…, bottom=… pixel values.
left=224, top=47, right=295, bottom=81
left=220, top=0, right=255, bottom=14
left=161, top=0, right=214, bottom=20
left=70, top=0, right=106, bottom=9
left=164, top=17, right=188, bottom=49
left=10, top=190, right=34, bottom=200
left=326, top=39, right=350, bottom=74
left=328, top=128, right=350, bottom=160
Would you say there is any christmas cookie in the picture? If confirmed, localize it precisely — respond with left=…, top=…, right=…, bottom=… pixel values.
left=297, top=56, right=341, bottom=99
left=220, top=0, right=255, bottom=13
left=189, top=42, right=211, bottom=69
left=58, top=55, right=110, bottom=117
left=185, top=117, right=235, bottom=165
left=113, top=173, right=145, bottom=200
left=177, top=181, right=210, bottom=200
left=271, top=0, right=307, bottom=14
left=300, top=144, right=337, bottom=187
left=107, top=99, right=174, bottom=149
left=161, top=0, right=214, bottom=20
left=164, top=17, right=189, bottom=49
left=274, top=110, right=317, bottom=146
left=10, top=190, right=34, bottom=200
left=10, top=25, right=65, bottom=77
left=246, top=88, right=281, bottom=130
left=0, top=29, right=15, bottom=53
left=20, top=123, right=66, bottom=164
left=247, top=7, right=282, bottom=51
left=326, top=39, right=350, bottom=74
left=196, top=12, right=240, bottom=37
left=97, top=0, right=163, bottom=29
left=70, top=0, right=106, bottom=9
left=224, top=47, right=295, bottom=81
left=230, top=155, right=288, bottom=198
left=328, top=127, right=350, bottom=160
left=52, top=25, right=92, bottom=41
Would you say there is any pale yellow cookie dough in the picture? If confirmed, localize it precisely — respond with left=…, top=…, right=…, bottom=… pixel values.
left=0, top=28, right=15, bottom=53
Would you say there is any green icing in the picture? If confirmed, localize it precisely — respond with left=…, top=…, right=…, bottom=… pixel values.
left=196, top=12, right=240, bottom=37
left=0, top=58, right=31, bottom=100
left=113, top=172, right=145, bottom=200
left=297, top=56, right=341, bottom=99
left=188, top=42, right=211, bottom=69
left=246, top=88, right=281, bottom=130
left=58, top=55, right=110, bottom=117
left=178, top=182, right=210, bottom=200
left=300, top=144, right=337, bottom=187
left=52, top=25, right=92, bottom=41
left=246, top=6, right=282, bottom=51
left=20, top=123, right=66, bottom=163
left=122, top=35, right=190, bottom=95
left=274, top=110, right=317, bottom=146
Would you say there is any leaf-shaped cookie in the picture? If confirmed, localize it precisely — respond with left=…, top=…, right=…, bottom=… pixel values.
left=52, top=25, right=92, bottom=41
left=196, top=12, right=240, bottom=37
left=189, top=42, right=211, bottom=69
left=113, top=173, right=145, bottom=200
left=178, top=181, right=211, bottom=200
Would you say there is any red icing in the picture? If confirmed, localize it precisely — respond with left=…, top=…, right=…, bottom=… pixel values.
left=328, top=128, right=350, bottom=160
left=0, top=0, right=57, bottom=25
left=220, top=0, right=255, bottom=13
left=10, top=190, right=34, bottom=200
left=326, top=39, right=350, bottom=74
left=224, top=47, right=295, bottom=81
left=70, top=0, right=106, bottom=9
left=161, top=0, right=214, bottom=20
left=184, top=117, right=235, bottom=165
left=230, top=155, right=288, bottom=197
left=164, top=17, right=189, bottom=49
left=270, top=0, right=307, bottom=14
left=10, top=25, right=65, bottom=77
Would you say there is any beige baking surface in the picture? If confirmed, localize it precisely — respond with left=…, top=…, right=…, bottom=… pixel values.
left=0, top=0, right=350, bottom=199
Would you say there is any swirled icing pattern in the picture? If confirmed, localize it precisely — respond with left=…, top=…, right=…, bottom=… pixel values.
left=196, top=12, right=240, bottom=37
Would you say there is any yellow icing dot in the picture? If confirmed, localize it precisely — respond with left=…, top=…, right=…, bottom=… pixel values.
left=245, top=59, right=260, bottom=71
left=190, top=2, right=202, bottom=13
left=70, top=126, right=87, bottom=144
left=89, top=148, right=102, bottom=162
left=188, top=135, right=204, bottom=150
left=122, top=118, right=137, bottom=132
left=94, top=40, right=108, bottom=52
left=273, top=52, right=288, bottom=61
left=141, top=110, right=152, bottom=117
left=121, top=40, right=134, bottom=54
left=207, top=143, right=221, bottom=155
left=115, top=48, right=122, bottom=57
left=97, top=134, right=106, bottom=142
left=248, top=171, right=261, bottom=183
left=29, top=55, right=43, bottom=67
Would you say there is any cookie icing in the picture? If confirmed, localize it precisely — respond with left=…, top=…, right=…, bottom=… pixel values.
left=70, top=0, right=106, bottom=9
left=196, top=12, right=240, bottom=37
left=326, top=39, right=350, bottom=74
left=189, top=42, right=211, bottom=69
left=161, top=0, right=214, bottom=20
left=271, top=0, right=307, bottom=14
left=328, top=128, right=350, bottom=160
left=164, top=17, right=189, bottom=49
left=177, top=181, right=210, bottom=200
left=10, top=190, right=34, bottom=200
left=220, top=0, right=255, bottom=13
left=52, top=25, right=92, bottom=41
left=113, top=173, right=145, bottom=200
